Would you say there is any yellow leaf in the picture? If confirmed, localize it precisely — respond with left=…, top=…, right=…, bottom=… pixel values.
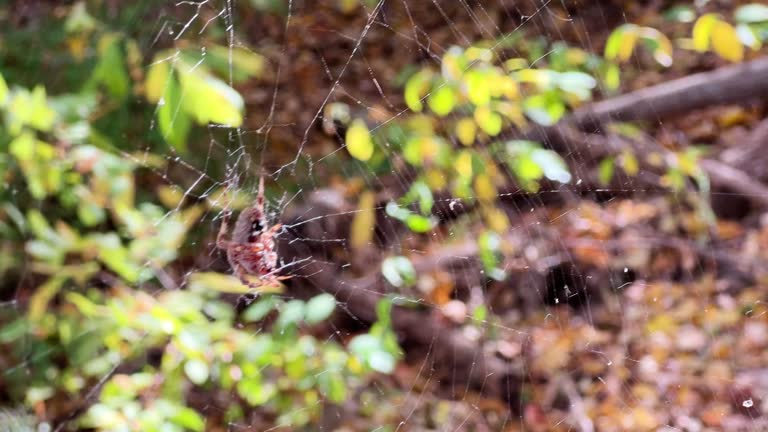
left=483, top=205, right=509, bottom=232
left=474, top=174, right=496, bottom=202
left=620, top=151, right=639, bottom=176
left=455, top=118, right=476, bottom=146
left=350, top=191, right=376, bottom=249
left=29, top=276, right=66, bottom=322
left=618, top=29, right=639, bottom=62
left=711, top=21, right=744, bottom=62
left=693, top=14, right=719, bottom=52
left=188, top=271, right=283, bottom=294
left=425, top=168, right=446, bottom=190
left=455, top=150, right=473, bottom=180
left=345, top=119, right=374, bottom=161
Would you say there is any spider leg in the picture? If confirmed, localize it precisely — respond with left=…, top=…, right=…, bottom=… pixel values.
left=265, top=223, right=283, bottom=236
left=216, top=211, right=233, bottom=249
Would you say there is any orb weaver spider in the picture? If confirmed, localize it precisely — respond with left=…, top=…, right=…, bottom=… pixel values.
left=216, top=177, right=290, bottom=289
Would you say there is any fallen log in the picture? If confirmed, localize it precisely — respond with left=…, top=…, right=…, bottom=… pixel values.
left=571, top=56, right=768, bottom=127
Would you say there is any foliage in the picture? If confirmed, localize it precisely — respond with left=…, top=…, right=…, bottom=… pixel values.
left=0, top=2, right=398, bottom=430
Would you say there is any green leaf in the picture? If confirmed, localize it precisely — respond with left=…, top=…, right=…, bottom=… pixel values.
left=184, top=359, right=210, bottom=385
left=464, top=70, right=492, bottom=106
left=556, top=71, right=597, bottom=94
left=604, top=24, right=637, bottom=61
left=406, top=214, right=436, bottom=232
left=0, top=73, right=8, bottom=107
left=478, top=231, right=505, bottom=281
left=29, top=276, right=66, bottom=321
left=277, top=299, right=306, bottom=328
left=404, top=70, right=432, bottom=112
left=7, top=86, right=56, bottom=135
left=9, top=133, right=61, bottom=199
left=381, top=256, right=416, bottom=287
left=145, top=60, right=170, bottom=103
left=427, top=84, right=456, bottom=117
left=599, top=157, right=615, bottom=185
left=158, top=73, right=191, bottom=151
left=664, top=5, right=696, bottom=23
left=241, top=297, right=277, bottom=322
left=177, top=65, right=244, bottom=127
left=305, top=293, right=336, bottom=324
left=91, top=233, right=141, bottom=283
left=604, top=63, right=621, bottom=91
left=402, top=180, right=434, bottom=214
left=523, top=94, right=565, bottom=126
left=473, top=106, right=502, bottom=136
left=91, top=35, right=130, bottom=99
left=345, top=119, right=374, bottom=161
left=368, top=351, right=396, bottom=373
left=531, top=148, right=571, bottom=183
left=735, top=4, right=768, bottom=23
left=205, top=45, right=267, bottom=83
left=171, top=407, right=206, bottom=432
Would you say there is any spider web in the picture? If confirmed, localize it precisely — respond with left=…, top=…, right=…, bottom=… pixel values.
left=3, top=0, right=767, bottom=430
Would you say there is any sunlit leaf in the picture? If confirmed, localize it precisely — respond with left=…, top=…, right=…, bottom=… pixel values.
left=605, top=24, right=638, bottom=61
left=427, top=84, right=456, bottom=117
left=406, top=214, right=436, bottom=232
left=381, top=256, right=416, bottom=287
left=523, top=94, right=565, bottom=126
left=7, top=86, right=56, bottom=135
left=464, top=70, right=492, bottom=106
left=529, top=150, right=568, bottom=184
left=736, top=24, right=761, bottom=50
left=171, top=407, right=206, bottom=432
left=693, top=14, right=719, bottom=52
left=639, top=27, right=674, bottom=66
left=515, top=68, right=557, bottom=89
left=305, top=293, right=336, bottom=324
left=473, top=106, right=502, bottom=135
left=404, top=70, right=432, bottom=112
left=368, top=351, right=396, bottom=373
left=145, top=60, right=170, bottom=103
left=735, top=4, right=768, bottom=24
left=346, top=119, right=375, bottom=161
left=712, top=20, right=745, bottom=61
left=441, top=46, right=467, bottom=81
left=184, top=359, right=210, bottom=385
left=177, top=65, right=244, bottom=127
